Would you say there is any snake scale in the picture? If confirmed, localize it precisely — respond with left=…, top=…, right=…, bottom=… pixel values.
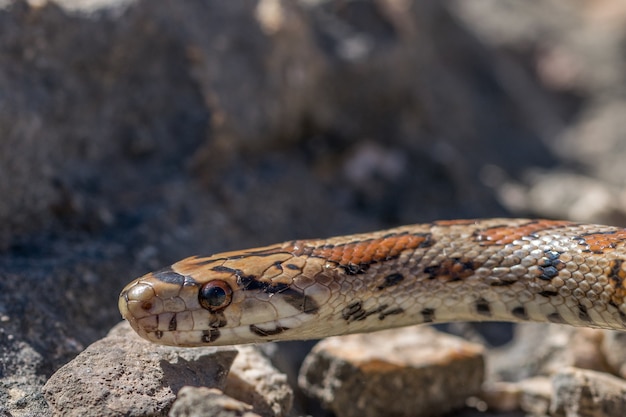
left=119, top=218, right=626, bottom=347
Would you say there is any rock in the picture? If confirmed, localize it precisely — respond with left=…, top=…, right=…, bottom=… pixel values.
left=169, top=387, right=261, bottom=417
left=487, top=324, right=609, bottom=382
left=480, top=376, right=553, bottom=415
left=600, top=331, right=626, bottom=378
left=551, top=367, right=626, bottom=417
left=224, top=346, right=292, bottom=417
left=43, top=322, right=238, bottom=417
left=479, top=381, right=523, bottom=413
left=298, top=326, right=484, bottom=417
left=517, top=376, right=553, bottom=416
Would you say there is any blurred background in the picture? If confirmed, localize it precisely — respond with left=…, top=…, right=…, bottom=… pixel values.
left=1, top=0, right=626, bottom=415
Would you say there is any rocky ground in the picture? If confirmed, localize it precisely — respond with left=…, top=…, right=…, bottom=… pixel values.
left=2, top=0, right=626, bottom=416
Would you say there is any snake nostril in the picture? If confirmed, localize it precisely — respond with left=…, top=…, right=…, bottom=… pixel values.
left=141, top=301, right=153, bottom=311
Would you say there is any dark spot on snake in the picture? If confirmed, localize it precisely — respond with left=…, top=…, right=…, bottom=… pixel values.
left=475, top=298, right=491, bottom=316
left=538, top=266, right=559, bottom=281
left=539, top=290, right=558, bottom=297
left=286, top=263, right=300, bottom=270
left=189, top=257, right=222, bottom=266
left=424, top=257, right=480, bottom=282
left=351, top=304, right=388, bottom=322
left=421, top=308, right=435, bottom=323
left=378, top=307, right=404, bottom=320
left=537, top=251, right=564, bottom=281
left=237, top=275, right=319, bottom=314
left=228, top=245, right=288, bottom=258
left=168, top=315, right=177, bottom=331
left=154, top=330, right=163, bottom=339
left=511, top=306, right=528, bottom=320
left=273, top=261, right=283, bottom=271
left=211, top=266, right=240, bottom=275
left=377, top=273, right=404, bottom=290
left=249, top=324, right=290, bottom=337
left=578, top=304, right=592, bottom=323
left=209, top=312, right=227, bottom=328
left=489, top=279, right=517, bottom=287
left=342, top=301, right=363, bottom=320
left=282, top=289, right=319, bottom=314
left=153, top=268, right=195, bottom=286
left=341, top=302, right=390, bottom=322
left=201, top=329, right=220, bottom=343
left=343, top=263, right=370, bottom=275
left=609, top=259, right=626, bottom=286
left=547, top=312, right=565, bottom=324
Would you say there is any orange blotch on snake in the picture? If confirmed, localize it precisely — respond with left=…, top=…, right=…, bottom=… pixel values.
left=475, top=220, right=574, bottom=245
left=300, top=233, right=433, bottom=267
left=576, top=230, right=626, bottom=254
left=434, top=219, right=477, bottom=227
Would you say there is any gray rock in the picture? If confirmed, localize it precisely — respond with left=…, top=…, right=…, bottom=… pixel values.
left=600, top=331, right=626, bottom=378
left=487, top=324, right=610, bottom=382
left=517, top=377, right=553, bottom=416
left=225, top=346, right=293, bottom=417
left=298, top=326, right=484, bottom=417
left=551, top=367, right=626, bottom=417
left=43, top=322, right=238, bottom=417
left=169, top=387, right=261, bottom=417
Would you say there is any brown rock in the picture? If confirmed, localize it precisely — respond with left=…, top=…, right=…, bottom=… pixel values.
left=488, top=324, right=609, bottom=382
left=43, top=321, right=238, bottom=417
left=225, top=346, right=293, bottom=417
left=551, top=367, right=626, bottom=417
left=169, top=387, right=261, bottom=417
left=600, top=331, right=626, bottom=378
left=480, top=376, right=552, bottom=415
left=298, top=326, right=484, bottom=417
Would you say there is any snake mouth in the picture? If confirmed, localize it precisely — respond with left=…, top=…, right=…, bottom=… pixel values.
left=123, top=305, right=316, bottom=347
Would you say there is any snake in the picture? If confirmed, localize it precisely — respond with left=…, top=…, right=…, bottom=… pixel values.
left=118, top=218, right=626, bottom=347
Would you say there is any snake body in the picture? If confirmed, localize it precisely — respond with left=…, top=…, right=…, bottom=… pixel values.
left=119, top=219, right=626, bottom=346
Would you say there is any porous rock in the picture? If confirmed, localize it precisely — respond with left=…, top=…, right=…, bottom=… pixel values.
left=43, top=321, right=238, bottom=417
left=488, top=324, right=609, bottom=382
left=600, top=330, right=626, bottom=378
left=169, top=387, right=261, bottom=417
left=481, top=376, right=552, bottom=415
left=298, top=325, right=484, bottom=417
left=551, top=367, right=626, bottom=417
left=225, top=346, right=293, bottom=417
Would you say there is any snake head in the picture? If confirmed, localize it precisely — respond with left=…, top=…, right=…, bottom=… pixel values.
left=119, top=249, right=329, bottom=346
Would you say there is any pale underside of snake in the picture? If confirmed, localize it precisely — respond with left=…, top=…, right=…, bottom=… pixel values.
left=118, top=218, right=626, bottom=347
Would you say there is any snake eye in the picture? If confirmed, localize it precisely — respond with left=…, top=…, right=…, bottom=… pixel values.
left=199, top=280, right=233, bottom=312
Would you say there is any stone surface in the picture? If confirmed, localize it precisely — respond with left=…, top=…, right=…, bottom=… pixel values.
left=43, top=322, right=238, bottom=417
left=551, top=368, right=626, bottom=417
left=225, top=346, right=292, bottom=417
left=487, top=324, right=610, bottom=383
left=517, top=377, right=553, bottom=416
left=600, top=331, right=626, bottom=379
left=298, top=326, right=485, bottom=417
left=480, top=377, right=552, bottom=415
left=169, top=387, right=261, bottom=417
